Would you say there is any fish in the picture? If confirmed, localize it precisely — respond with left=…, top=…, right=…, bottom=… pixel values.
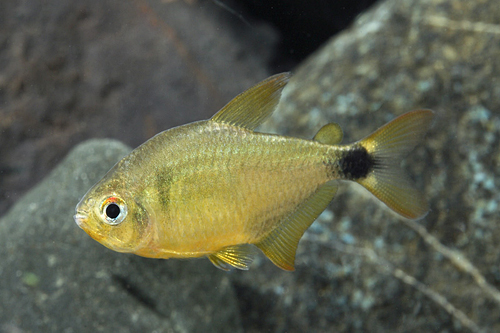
left=74, top=73, right=434, bottom=271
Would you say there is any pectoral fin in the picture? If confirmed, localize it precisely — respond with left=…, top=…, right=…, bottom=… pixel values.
left=256, top=180, right=338, bottom=271
left=208, top=244, right=257, bottom=271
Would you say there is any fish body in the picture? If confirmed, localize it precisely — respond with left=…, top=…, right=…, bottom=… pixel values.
left=75, top=73, right=433, bottom=271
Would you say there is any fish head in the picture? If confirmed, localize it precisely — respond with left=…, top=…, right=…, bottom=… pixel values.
left=74, top=173, right=152, bottom=254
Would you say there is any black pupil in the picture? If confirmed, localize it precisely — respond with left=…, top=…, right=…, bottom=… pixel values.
left=106, top=203, right=120, bottom=219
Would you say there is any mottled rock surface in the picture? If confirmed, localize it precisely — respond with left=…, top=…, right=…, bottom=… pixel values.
left=0, top=140, right=243, bottom=332
left=243, top=0, right=500, bottom=331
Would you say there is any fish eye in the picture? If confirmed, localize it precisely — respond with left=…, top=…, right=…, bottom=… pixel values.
left=106, top=203, right=120, bottom=219
left=100, top=196, right=127, bottom=225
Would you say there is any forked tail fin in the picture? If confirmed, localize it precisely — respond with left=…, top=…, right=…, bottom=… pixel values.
left=356, top=110, right=434, bottom=220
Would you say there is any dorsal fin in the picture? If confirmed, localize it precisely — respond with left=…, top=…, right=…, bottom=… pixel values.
left=313, top=123, right=343, bottom=145
left=208, top=244, right=257, bottom=270
left=256, top=180, right=338, bottom=271
left=210, top=72, right=291, bottom=130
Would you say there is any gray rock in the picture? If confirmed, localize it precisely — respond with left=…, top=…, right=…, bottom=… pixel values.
left=236, top=0, right=500, bottom=331
left=0, top=140, right=242, bottom=332
left=0, top=0, right=275, bottom=216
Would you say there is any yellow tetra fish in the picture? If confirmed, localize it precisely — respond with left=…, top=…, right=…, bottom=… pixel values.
left=74, top=73, right=433, bottom=271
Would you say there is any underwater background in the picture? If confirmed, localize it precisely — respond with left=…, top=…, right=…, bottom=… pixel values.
left=1, top=0, right=499, bottom=332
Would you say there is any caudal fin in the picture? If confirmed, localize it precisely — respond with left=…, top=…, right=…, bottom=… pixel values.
left=356, top=110, right=434, bottom=220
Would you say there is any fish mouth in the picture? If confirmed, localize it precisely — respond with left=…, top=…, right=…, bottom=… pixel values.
left=74, top=212, right=88, bottom=229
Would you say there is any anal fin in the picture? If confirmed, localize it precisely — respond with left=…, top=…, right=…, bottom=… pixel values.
left=256, top=181, right=338, bottom=271
left=208, top=244, right=257, bottom=271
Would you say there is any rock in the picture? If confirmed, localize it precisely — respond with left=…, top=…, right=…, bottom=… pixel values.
left=0, top=140, right=243, bottom=332
left=0, top=0, right=275, bottom=216
left=234, top=0, right=500, bottom=331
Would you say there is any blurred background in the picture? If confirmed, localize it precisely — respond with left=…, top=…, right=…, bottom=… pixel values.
left=0, top=0, right=377, bottom=216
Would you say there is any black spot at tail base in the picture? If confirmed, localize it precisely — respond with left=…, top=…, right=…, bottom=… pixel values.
left=338, top=145, right=376, bottom=180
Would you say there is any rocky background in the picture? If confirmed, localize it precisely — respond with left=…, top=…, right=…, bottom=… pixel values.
left=1, top=0, right=499, bottom=332
left=0, top=0, right=376, bottom=217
